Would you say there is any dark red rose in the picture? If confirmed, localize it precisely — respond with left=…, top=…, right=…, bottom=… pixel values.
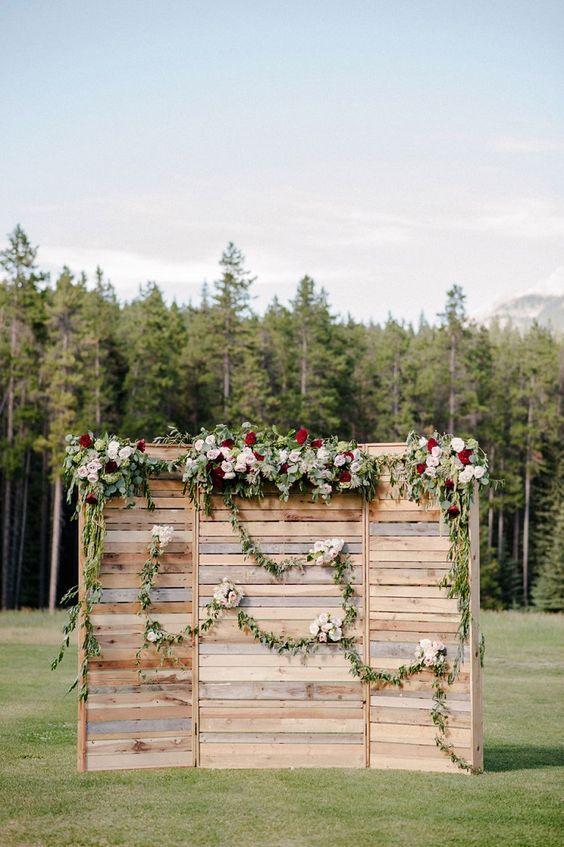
left=253, top=450, right=264, bottom=462
left=221, top=438, right=235, bottom=448
left=444, top=478, right=454, bottom=490
left=344, top=450, right=354, bottom=460
left=244, top=431, right=257, bottom=446
left=105, top=460, right=118, bottom=473
left=340, top=470, right=352, bottom=482
left=311, top=438, right=323, bottom=448
left=447, top=505, right=460, bottom=518
left=85, top=493, right=98, bottom=505
left=136, top=439, right=146, bottom=453
left=296, top=428, right=309, bottom=445
left=427, top=437, right=439, bottom=451
left=458, top=449, right=473, bottom=466
left=212, top=465, right=225, bottom=479
left=79, top=433, right=93, bottom=449
left=416, top=463, right=426, bottom=475
left=280, top=462, right=289, bottom=473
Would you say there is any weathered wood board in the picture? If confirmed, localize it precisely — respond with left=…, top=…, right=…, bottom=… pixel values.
left=78, top=442, right=483, bottom=773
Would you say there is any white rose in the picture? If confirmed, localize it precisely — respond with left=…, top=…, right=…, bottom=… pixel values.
left=321, top=483, right=332, bottom=494
left=318, top=613, right=328, bottom=625
left=221, top=446, right=232, bottom=459
left=107, top=440, right=120, bottom=459
left=321, top=622, right=332, bottom=632
left=221, top=460, right=233, bottom=472
left=223, top=471, right=235, bottom=479
left=289, top=450, right=301, bottom=463
left=205, top=434, right=216, bottom=445
left=87, top=473, right=98, bottom=484
left=118, top=445, right=132, bottom=460
left=146, top=631, right=159, bottom=643
left=332, top=615, right=342, bottom=627
left=431, top=445, right=443, bottom=458
left=350, top=461, right=361, bottom=473
left=207, top=448, right=220, bottom=460
left=425, top=466, right=437, bottom=478
left=194, top=439, right=204, bottom=451
left=278, top=449, right=288, bottom=463
left=426, top=455, right=439, bottom=467
left=451, top=437, right=465, bottom=453
left=77, top=465, right=89, bottom=479
left=474, top=466, right=485, bottom=479
left=418, top=436, right=427, bottom=447
left=459, top=466, right=475, bottom=484
left=309, top=622, right=319, bottom=635
left=185, top=457, right=194, bottom=468
left=317, top=447, right=330, bottom=462
left=420, top=639, right=432, bottom=651
left=334, top=454, right=346, bottom=466
left=234, top=460, right=247, bottom=472
left=329, top=627, right=342, bottom=642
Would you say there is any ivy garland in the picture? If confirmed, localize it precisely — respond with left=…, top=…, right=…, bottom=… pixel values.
left=55, top=424, right=488, bottom=773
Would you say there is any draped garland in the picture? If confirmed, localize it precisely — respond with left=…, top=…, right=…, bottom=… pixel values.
left=53, top=425, right=489, bottom=772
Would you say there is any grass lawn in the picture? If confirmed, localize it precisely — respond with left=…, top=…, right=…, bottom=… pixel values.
left=1, top=610, right=562, bottom=847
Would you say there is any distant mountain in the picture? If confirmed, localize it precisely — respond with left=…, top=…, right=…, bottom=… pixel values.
left=484, top=292, right=564, bottom=334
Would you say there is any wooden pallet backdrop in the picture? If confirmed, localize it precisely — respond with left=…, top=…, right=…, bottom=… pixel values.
left=78, top=443, right=482, bottom=773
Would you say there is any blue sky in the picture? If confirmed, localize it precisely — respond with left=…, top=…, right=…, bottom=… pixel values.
left=1, top=1, right=563, bottom=322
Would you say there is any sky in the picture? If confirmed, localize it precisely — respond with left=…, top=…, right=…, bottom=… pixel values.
left=1, top=0, right=563, bottom=323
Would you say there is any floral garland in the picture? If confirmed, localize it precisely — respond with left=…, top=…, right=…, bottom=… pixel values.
left=52, top=432, right=162, bottom=698
left=158, top=423, right=379, bottom=513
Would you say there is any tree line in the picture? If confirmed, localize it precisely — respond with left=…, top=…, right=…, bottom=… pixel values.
left=0, top=226, right=562, bottom=612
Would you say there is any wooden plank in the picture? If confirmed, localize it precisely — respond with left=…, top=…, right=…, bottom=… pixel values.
left=370, top=523, right=442, bottom=536
left=86, top=751, right=193, bottom=771
left=199, top=742, right=365, bottom=768
left=469, top=487, right=483, bottom=771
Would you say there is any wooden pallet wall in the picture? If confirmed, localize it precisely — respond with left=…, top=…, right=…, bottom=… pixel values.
left=81, top=452, right=195, bottom=772
left=78, top=443, right=482, bottom=773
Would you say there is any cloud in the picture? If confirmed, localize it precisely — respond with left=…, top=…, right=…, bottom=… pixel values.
left=490, top=135, right=564, bottom=154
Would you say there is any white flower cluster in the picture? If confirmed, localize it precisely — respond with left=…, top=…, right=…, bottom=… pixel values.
left=309, top=612, right=343, bottom=642
left=309, top=537, right=345, bottom=565
left=77, top=458, right=102, bottom=484
left=414, top=638, right=447, bottom=670
left=212, top=578, right=244, bottom=609
left=151, top=524, right=175, bottom=548
left=146, top=626, right=164, bottom=643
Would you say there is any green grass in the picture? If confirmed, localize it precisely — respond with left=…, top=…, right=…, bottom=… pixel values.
left=0, top=610, right=562, bottom=847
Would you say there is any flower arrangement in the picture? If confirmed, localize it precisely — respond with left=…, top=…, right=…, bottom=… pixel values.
left=211, top=578, right=244, bottom=609
left=64, top=432, right=154, bottom=510
left=177, top=422, right=378, bottom=511
left=307, top=537, right=345, bottom=565
left=399, top=431, right=489, bottom=516
left=414, top=638, right=447, bottom=672
left=151, top=524, right=175, bottom=547
left=309, top=612, right=343, bottom=642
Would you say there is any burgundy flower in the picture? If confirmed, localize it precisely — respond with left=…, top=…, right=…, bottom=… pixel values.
left=212, top=465, right=225, bottom=480
left=427, top=437, right=439, bottom=451
left=447, top=505, right=460, bottom=518
left=458, top=448, right=473, bottom=466
left=221, top=438, right=235, bottom=448
left=311, top=438, right=323, bottom=449
left=85, top=493, right=98, bottom=505
left=253, top=450, right=264, bottom=462
left=244, top=431, right=257, bottom=446
left=105, top=460, right=118, bottom=473
left=79, top=433, right=93, bottom=449
left=416, top=463, right=426, bottom=475
left=344, top=450, right=354, bottom=460
left=444, top=478, right=455, bottom=490
left=136, top=439, right=146, bottom=453
left=296, top=427, right=309, bottom=445
left=340, top=470, right=352, bottom=482
left=280, top=462, right=289, bottom=473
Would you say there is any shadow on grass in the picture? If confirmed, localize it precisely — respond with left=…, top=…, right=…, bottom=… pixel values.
left=485, top=743, right=564, bottom=772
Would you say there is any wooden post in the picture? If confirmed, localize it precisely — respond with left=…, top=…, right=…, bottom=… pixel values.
left=469, top=483, right=484, bottom=771
left=76, top=508, right=87, bottom=772
left=363, top=490, right=371, bottom=768
left=191, top=494, right=199, bottom=768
